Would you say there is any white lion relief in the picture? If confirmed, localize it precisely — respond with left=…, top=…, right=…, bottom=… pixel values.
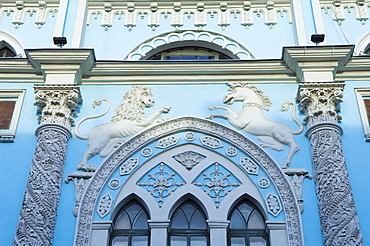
left=206, top=82, right=303, bottom=168
left=74, top=85, right=171, bottom=171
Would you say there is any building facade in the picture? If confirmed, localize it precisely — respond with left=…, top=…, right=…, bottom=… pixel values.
left=1, top=0, right=370, bottom=245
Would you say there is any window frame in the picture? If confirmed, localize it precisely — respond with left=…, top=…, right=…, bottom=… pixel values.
left=0, top=89, right=25, bottom=143
left=355, top=88, right=370, bottom=141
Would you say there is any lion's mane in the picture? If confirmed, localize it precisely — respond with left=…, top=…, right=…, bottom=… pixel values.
left=110, top=85, right=152, bottom=123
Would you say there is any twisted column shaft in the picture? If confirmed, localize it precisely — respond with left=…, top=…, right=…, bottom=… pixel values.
left=13, top=85, right=81, bottom=246
left=299, top=82, right=363, bottom=246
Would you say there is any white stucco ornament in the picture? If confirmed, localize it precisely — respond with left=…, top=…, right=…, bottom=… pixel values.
left=207, top=82, right=303, bottom=168
left=74, top=85, right=171, bottom=171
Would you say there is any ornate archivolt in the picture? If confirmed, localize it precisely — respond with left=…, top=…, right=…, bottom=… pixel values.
left=0, top=0, right=58, bottom=29
left=87, top=1, right=292, bottom=31
left=74, top=116, right=305, bottom=246
left=320, top=0, right=370, bottom=25
left=126, top=30, right=254, bottom=60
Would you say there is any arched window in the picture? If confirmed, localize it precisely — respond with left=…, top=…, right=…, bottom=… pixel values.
left=110, top=201, right=150, bottom=246
left=0, top=41, right=17, bottom=58
left=169, top=200, right=209, bottom=246
left=228, top=200, right=269, bottom=246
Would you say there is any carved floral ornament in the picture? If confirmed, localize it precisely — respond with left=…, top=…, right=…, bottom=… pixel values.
left=75, top=117, right=304, bottom=246
left=87, top=1, right=292, bottom=31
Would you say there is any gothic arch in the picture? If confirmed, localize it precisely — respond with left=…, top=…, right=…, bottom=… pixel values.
left=125, top=30, right=254, bottom=60
left=74, top=116, right=304, bottom=246
left=0, top=29, right=25, bottom=57
left=354, top=30, right=370, bottom=55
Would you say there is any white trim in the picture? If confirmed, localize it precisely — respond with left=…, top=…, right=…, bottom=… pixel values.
left=0, top=30, right=26, bottom=57
left=71, top=0, right=88, bottom=48
left=53, top=0, right=69, bottom=47
left=354, top=30, right=370, bottom=55
left=290, top=0, right=307, bottom=45
left=310, top=0, right=327, bottom=44
left=0, top=89, right=26, bottom=143
left=355, top=88, right=370, bottom=141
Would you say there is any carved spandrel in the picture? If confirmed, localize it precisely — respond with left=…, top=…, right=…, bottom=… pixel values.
left=34, top=85, right=82, bottom=128
left=298, top=82, right=344, bottom=128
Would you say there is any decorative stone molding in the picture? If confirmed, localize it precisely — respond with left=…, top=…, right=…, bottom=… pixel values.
left=266, top=193, right=283, bottom=217
left=74, top=117, right=304, bottom=246
left=87, top=1, right=291, bottom=31
left=240, top=156, right=259, bottom=175
left=283, top=168, right=312, bottom=213
left=298, top=82, right=364, bottom=245
left=321, top=0, right=369, bottom=25
left=126, top=30, right=254, bottom=61
left=65, top=172, right=94, bottom=217
left=173, top=150, right=206, bottom=170
left=34, top=85, right=82, bottom=128
left=0, top=0, right=58, bottom=29
left=298, top=82, right=344, bottom=128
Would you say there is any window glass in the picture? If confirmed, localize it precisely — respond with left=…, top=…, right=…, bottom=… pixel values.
left=248, top=211, right=264, bottom=229
left=115, top=212, right=130, bottom=229
left=133, top=210, right=148, bottom=229
left=0, top=47, right=16, bottom=57
left=250, top=237, right=266, bottom=246
left=132, top=236, right=148, bottom=246
left=170, top=236, right=187, bottom=246
left=230, top=210, right=245, bottom=229
left=230, top=237, right=245, bottom=246
left=190, top=210, right=207, bottom=229
left=112, top=236, right=128, bottom=246
left=171, top=210, right=187, bottom=229
left=148, top=47, right=231, bottom=60
left=190, top=236, right=207, bottom=246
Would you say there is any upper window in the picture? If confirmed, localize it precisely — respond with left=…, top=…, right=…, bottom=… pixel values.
left=355, top=88, right=370, bottom=141
left=110, top=201, right=150, bottom=246
left=0, top=46, right=16, bottom=57
left=0, top=89, right=25, bottom=143
left=148, top=46, right=231, bottom=61
left=228, top=200, right=269, bottom=246
left=169, top=200, right=209, bottom=246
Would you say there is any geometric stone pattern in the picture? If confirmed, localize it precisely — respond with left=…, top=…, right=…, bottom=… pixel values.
left=200, top=136, right=223, bottom=148
left=137, top=163, right=185, bottom=207
left=97, top=193, right=113, bottom=218
left=240, top=156, right=259, bottom=175
left=193, top=163, right=241, bottom=208
left=156, top=136, right=180, bottom=149
left=266, top=193, right=283, bottom=217
left=75, top=117, right=304, bottom=246
left=120, top=158, right=139, bottom=175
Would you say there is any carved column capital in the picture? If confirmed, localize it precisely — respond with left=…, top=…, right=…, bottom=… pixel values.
left=297, top=82, right=344, bottom=128
left=34, top=84, right=82, bottom=128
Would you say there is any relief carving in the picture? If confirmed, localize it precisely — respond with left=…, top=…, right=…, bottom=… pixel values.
left=74, top=85, right=171, bottom=171
left=207, top=82, right=303, bottom=168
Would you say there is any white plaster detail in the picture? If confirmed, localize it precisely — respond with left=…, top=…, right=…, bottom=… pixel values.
left=355, top=30, right=370, bottom=55
left=258, top=178, right=270, bottom=188
left=108, top=178, right=121, bottom=190
left=200, top=136, right=223, bottom=149
left=137, top=162, right=185, bottom=207
left=207, top=82, right=303, bottom=168
left=120, top=158, right=139, bottom=175
left=321, top=0, right=369, bottom=25
left=97, top=193, right=113, bottom=218
left=173, top=150, right=206, bottom=170
left=141, top=147, right=153, bottom=157
left=0, top=29, right=26, bottom=57
left=156, top=135, right=180, bottom=149
left=266, top=193, right=283, bottom=217
left=193, top=163, right=241, bottom=208
left=126, top=30, right=254, bottom=60
left=65, top=172, right=94, bottom=217
left=354, top=88, right=370, bottom=141
left=184, top=131, right=196, bottom=141
left=74, top=85, right=171, bottom=171
left=240, top=156, right=259, bottom=175
left=283, top=169, right=312, bottom=213
left=226, top=147, right=238, bottom=157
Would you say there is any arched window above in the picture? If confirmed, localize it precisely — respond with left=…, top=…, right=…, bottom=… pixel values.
left=169, top=200, right=208, bottom=246
left=228, top=200, right=269, bottom=246
left=0, top=46, right=17, bottom=58
left=111, top=201, right=150, bottom=246
left=0, top=30, right=25, bottom=57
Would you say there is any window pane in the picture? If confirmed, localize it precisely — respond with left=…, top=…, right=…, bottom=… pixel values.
left=238, top=203, right=253, bottom=222
left=165, top=56, right=181, bottom=60
left=250, top=237, right=266, bottom=246
left=182, top=203, right=196, bottom=220
left=171, top=236, right=187, bottom=246
left=182, top=56, right=198, bottom=60
left=126, top=203, right=141, bottom=222
left=191, top=236, right=207, bottom=246
left=112, top=236, right=129, bottom=246
left=132, top=236, right=148, bottom=246
left=248, top=210, right=264, bottom=229
left=171, top=210, right=187, bottom=229
left=230, top=210, right=246, bottom=229
left=230, top=237, right=245, bottom=246
left=115, top=212, right=130, bottom=229
left=190, top=210, right=206, bottom=229
left=133, top=210, right=148, bottom=229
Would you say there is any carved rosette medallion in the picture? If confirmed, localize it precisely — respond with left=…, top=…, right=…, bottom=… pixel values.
left=298, top=82, right=364, bottom=245
left=13, top=85, right=81, bottom=246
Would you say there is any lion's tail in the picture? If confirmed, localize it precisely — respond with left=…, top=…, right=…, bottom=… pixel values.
left=74, top=98, right=111, bottom=140
left=280, top=102, right=304, bottom=135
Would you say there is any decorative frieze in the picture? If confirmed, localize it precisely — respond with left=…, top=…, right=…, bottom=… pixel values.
left=0, top=1, right=58, bottom=28
left=87, top=1, right=291, bottom=30
left=321, top=0, right=369, bottom=25
left=34, top=85, right=82, bottom=128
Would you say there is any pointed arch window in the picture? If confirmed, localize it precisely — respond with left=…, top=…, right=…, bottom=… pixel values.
left=228, top=200, right=269, bottom=246
left=169, top=200, right=209, bottom=246
left=0, top=41, right=17, bottom=57
left=110, top=201, right=150, bottom=246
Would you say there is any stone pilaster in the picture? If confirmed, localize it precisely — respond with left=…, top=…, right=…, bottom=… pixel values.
left=13, top=85, right=81, bottom=246
left=298, top=82, right=363, bottom=246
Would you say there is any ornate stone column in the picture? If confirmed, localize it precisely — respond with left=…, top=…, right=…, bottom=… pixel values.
left=298, top=82, right=363, bottom=246
left=13, top=85, right=81, bottom=246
